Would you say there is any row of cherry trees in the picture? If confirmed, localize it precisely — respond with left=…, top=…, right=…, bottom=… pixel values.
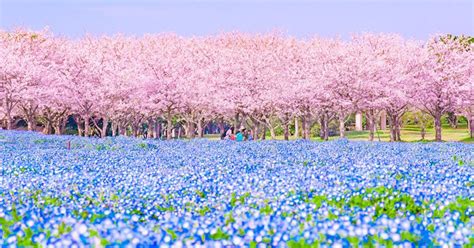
left=1, top=29, right=472, bottom=141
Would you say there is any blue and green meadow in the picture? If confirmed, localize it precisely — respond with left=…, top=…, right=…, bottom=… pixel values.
left=0, top=130, right=473, bottom=247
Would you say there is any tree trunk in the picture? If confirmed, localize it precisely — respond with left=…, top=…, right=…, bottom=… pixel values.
left=218, top=119, right=225, bottom=137
left=323, top=118, right=329, bottom=141
left=234, top=113, right=240, bottom=131
left=319, top=113, right=329, bottom=141
left=390, top=114, right=401, bottom=141
left=187, top=121, right=195, bottom=139
left=338, top=113, right=345, bottom=138
left=130, top=125, right=136, bottom=137
left=74, top=115, right=83, bottom=136
left=355, top=112, right=363, bottom=131
left=261, top=126, right=266, bottom=140
left=253, top=123, right=259, bottom=141
left=283, top=121, right=289, bottom=141
left=43, top=122, right=52, bottom=135
left=303, top=115, right=311, bottom=140
left=388, top=113, right=396, bottom=142
left=366, top=110, right=375, bottom=141
left=294, top=117, right=299, bottom=139
left=469, top=114, right=474, bottom=139
left=83, top=115, right=90, bottom=137
left=27, top=118, right=36, bottom=131
left=301, top=116, right=306, bottom=139
left=148, top=119, right=155, bottom=139
left=157, top=121, right=162, bottom=139
left=101, top=117, right=108, bottom=138
left=434, top=114, right=442, bottom=141
left=319, top=116, right=324, bottom=140
left=447, top=112, right=457, bottom=128
left=53, top=124, right=62, bottom=135
left=380, top=111, right=387, bottom=130
left=421, top=126, right=426, bottom=140
left=197, top=118, right=204, bottom=138
left=78, top=123, right=83, bottom=136
left=6, top=112, right=13, bottom=130
left=124, top=124, right=129, bottom=137
left=53, top=118, right=64, bottom=135
left=111, top=121, right=117, bottom=137
left=319, top=115, right=328, bottom=140
left=269, top=126, right=276, bottom=140
left=395, top=118, right=401, bottom=141
left=166, top=114, right=173, bottom=140
left=132, top=124, right=139, bottom=137
left=118, top=122, right=126, bottom=136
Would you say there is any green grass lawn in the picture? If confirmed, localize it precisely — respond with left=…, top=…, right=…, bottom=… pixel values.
left=322, top=127, right=472, bottom=143
left=204, top=125, right=473, bottom=143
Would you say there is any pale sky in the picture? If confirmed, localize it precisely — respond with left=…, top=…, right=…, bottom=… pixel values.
left=0, top=0, right=472, bottom=40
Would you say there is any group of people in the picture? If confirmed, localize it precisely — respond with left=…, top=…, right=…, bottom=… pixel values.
left=221, top=127, right=253, bottom=141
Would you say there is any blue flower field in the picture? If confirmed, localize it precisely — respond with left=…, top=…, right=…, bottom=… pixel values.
left=0, top=131, right=473, bottom=247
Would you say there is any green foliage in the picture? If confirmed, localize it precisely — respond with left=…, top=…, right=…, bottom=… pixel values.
left=16, top=227, right=36, bottom=247
left=89, top=229, right=99, bottom=237
left=464, top=237, right=474, bottom=248
left=72, top=210, right=89, bottom=220
left=210, top=227, right=230, bottom=240
left=230, top=192, right=237, bottom=207
left=309, top=195, right=327, bottom=209
left=230, top=192, right=251, bottom=207
left=137, top=142, right=148, bottom=149
left=161, top=193, right=174, bottom=202
left=198, top=206, right=211, bottom=216
left=347, top=236, right=360, bottom=247
left=453, top=155, right=468, bottom=166
left=225, top=212, right=236, bottom=225
left=287, top=238, right=320, bottom=248
left=327, top=209, right=338, bottom=220
left=240, top=192, right=251, bottom=204
left=0, top=216, right=14, bottom=238
left=195, top=190, right=207, bottom=199
left=260, top=203, right=273, bottom=215
left=400, top=231, right=421, bottom=244
left=100, top=238, right=109, bottom=246
left=33, top=139, right=48, bottom=144
left=90, top=213, right=106, bottom=223
left=43, top=195, right=62, bottom=207
left=426, top=223, right=435, bottom=233
left=165, top=228, right=178, bottom=241
left=395, top=173, right=404, bottom=180
left=156, top=204, right=176, bottom=212
left=95, top=144, right=107, bottom=151
left=294, top=186, right=473, bottom=227
left=56, top=222, right=72, bottom=237
left=262, top=237, right=272, bottom=244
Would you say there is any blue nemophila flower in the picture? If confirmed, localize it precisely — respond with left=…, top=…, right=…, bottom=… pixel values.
left=0, top=130, right=473, bottom=246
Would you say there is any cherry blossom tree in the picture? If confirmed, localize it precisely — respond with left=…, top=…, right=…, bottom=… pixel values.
left=0, top=29, right=59, bottom=130
left=413, top=36, right=472, bottom=141
left=374, top=35, right=421, bottom=141
left=1, top=28, right=471, bottom=142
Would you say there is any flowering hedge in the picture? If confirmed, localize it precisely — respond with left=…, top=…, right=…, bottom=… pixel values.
left=0, top=130, right=473, bottom=247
